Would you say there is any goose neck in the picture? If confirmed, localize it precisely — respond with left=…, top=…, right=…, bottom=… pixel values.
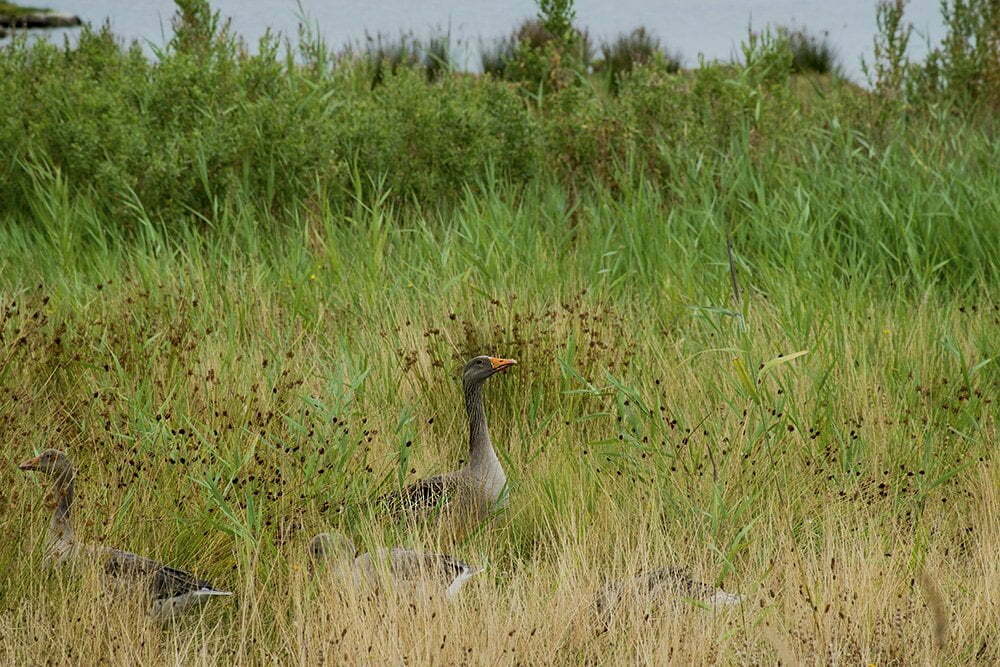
left=464, top=380, right=496, bottom=471
left=47, top=469, right=75, bottom=544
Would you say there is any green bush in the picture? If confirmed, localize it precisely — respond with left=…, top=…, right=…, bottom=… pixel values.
left=332, top=67, right=542, bottom=205
left=0, top=0, right=996, bottom=236
left=480, top=34, right=517, bottom=78
left=491, top=18, right=591, bottom=92
left=596, top=27, right=681, bottom=95
left=483, top=0, right=593, bottom=92
left=346, top=32, right=421, bottom=89
left=866, top=0, right=1000, bottom=114
left=0, top=3, right=541, bottom=224
left=779, top=27, right=840, bottom=75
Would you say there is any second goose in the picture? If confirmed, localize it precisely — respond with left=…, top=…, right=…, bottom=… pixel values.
left=381, top=355, right=516, bottom=518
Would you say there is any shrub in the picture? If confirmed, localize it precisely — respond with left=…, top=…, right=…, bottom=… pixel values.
left=0, top=3, right=542, bottom=224
left=780, top=27, right=840, bottom=75
left=500, top=19, right=568, bottom=90
left=915, top=0, right=999, bottom=111
left=332, top=67, right=542, bottom=205
left=597, top=27, right=681, bottom=94
left=490, top=1, right=592, bottom=93
left=1, top=0, right=994, bottom=235
left=866, top=0, right=999, bottom=114
left=480, top=35, right=517, bottom=78
left=353, top=31, right=421, bottom=89
left=864, top=0, right=912, bottom=101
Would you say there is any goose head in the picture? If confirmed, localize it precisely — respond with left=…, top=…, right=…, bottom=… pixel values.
left=19, top=449, right=73, bottom=478
left=462, top=356, right=517, bottom=386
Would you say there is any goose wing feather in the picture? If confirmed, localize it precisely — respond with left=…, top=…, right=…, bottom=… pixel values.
left=380, top=474, right=456, bottom=514
left=641, top=567, right=739, bottom=603
left=99, top=546, right=220, bottom=600
left=596, top=566, right=741, bottom=618
left=386, top=547, right=477, bottom=583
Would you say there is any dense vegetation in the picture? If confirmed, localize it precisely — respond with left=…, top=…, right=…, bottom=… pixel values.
left=0, top=0, right=997, bottom=663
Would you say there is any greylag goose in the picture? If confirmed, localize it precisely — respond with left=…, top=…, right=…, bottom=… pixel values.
left=595, top=567, right=742, bottom=625
left=19, top=449, right=232, bottom=621
left=309, top=531, right=483, bottom=599
left=382, top=355, right=516, bottom=517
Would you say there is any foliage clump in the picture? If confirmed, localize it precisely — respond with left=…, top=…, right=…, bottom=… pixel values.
left=595, top=27, right=681, bottom=94
left=479, top=0, right=592, bottom=92
left=866, top=0, right=1000, bottom=113
left=780, top=26, right=840, bottom=75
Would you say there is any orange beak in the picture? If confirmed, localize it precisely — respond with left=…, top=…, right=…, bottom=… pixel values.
left=19, top=455, right=41, bottom=471
left=488, top=357, right=517, bottom=372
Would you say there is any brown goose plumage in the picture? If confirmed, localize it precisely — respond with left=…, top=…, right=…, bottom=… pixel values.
left=381, top=355, right=516, bottom=517
left=309, top=531, right=483, bottom=599
left=595, top=566, right=742, bottom=627
left=19, top=449, right=231, bottom=621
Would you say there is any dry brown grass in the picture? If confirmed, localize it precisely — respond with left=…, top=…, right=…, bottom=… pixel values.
left=0, top=250, right=996, bottom=664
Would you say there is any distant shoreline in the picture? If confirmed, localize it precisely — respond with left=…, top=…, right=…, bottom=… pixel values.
left=0, top=2, right=81, bottom=32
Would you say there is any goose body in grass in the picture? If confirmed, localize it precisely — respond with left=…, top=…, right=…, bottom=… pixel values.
left=19, top=449, right=232, bottom=622
left=595, top=566, right=742, bottom=625
left=309, top=532, right=483, bottom=599
left=381, top=355, right=516, bottom=517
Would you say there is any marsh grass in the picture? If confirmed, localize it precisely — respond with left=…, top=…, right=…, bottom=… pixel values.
left=0, top=162, right=997, bottom=662
left=422, top=30, right=453, bottom=83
